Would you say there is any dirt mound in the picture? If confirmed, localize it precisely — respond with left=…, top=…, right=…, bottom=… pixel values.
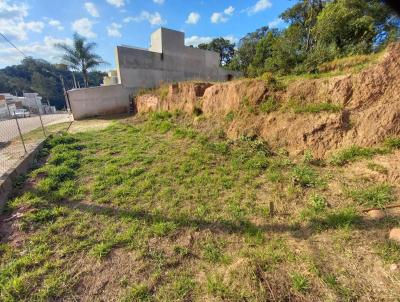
left=136, top=43, right=400, bottom=157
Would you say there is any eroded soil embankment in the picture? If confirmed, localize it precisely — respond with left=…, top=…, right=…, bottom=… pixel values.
left=136, top=43, right=400, bottom=158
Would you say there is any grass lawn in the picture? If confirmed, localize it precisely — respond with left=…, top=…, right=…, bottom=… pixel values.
left=1, top=112, right=399, bottom=301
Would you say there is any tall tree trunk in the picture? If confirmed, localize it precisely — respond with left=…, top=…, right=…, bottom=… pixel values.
left=83, top=70, right=88, bottom=87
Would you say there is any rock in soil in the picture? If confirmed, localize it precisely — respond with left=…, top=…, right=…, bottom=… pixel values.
left=389, top=228, right=400, bottom=243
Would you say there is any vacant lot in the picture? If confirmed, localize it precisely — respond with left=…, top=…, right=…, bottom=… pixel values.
left=1, top=113, right=399, bottom=301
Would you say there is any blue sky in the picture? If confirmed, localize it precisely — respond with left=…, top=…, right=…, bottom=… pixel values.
left=0, top=0, right=292, bottom=69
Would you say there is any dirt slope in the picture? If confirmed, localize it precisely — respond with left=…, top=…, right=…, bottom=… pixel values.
left=136, top=43, right=400, bottom=157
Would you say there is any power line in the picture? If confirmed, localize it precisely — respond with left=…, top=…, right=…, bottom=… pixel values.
left=0, top=32, right=28, bottom=58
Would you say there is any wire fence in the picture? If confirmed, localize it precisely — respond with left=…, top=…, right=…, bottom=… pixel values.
left=0, top=97, right=73, bottom=177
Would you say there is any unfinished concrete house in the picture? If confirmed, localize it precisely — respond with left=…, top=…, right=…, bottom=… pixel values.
left=112, top=27, right=238, bottom=88
left=68, top=27, right=240, bottom=120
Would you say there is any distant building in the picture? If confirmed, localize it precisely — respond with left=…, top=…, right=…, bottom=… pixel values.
left=102, top=70, right=118, bottom=86
left=0, top=93, right=56, bottom=118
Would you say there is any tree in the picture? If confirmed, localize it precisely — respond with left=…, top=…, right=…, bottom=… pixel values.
left=31, top=72, right=57, bottom=105
left=198, top=38, right=235, bottom=66
left=247, top=30, right=280, bottom=77
left=280, top=0, right=327, bottom=51
left=314, top=0, right=398, bottom=54
left=56, top=33, right=105, bottom=87
left=228, top=26, right=271, bottom=75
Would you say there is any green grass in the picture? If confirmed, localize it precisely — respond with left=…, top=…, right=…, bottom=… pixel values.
left=384, top=137, right=400, bottom=149
left=366, top=162, right=388, bottom=174
left=347, top=184, right=396, bottom=208
left=291, top=273, right=310, bottom=293
left=285, top=100, right=342, bottom=114
left=375, top=241, right=400, bottom=264
left=1, top=113, right=399, bottom=301
left=292, top=164, right=325, bottom=188
left=329, top=145, right=389, bottom=166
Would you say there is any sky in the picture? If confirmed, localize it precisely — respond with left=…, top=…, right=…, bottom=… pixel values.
left=0, top=0, right=292, bottom=70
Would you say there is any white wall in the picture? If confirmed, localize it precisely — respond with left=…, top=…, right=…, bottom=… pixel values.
left=68, top=84, right=132, bottom=120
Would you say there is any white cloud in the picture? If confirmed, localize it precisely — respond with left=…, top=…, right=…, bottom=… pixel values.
left=107, top=22, right=122, bottom=37
left=0, top=36, right=73, bottom=67
left=123, top=11, right=166, bottom=26
left=85, top=2, right=100, bottom=18
left=211, top=6, right=234, bottom=24
left=247, top=0, right=272, bottom=15
left=48, top=19, right=64, bottom=31
left=224, top=6, right=235, bottom=16
left=0, top=0, right=28, bottom=19
left=211, top=13, right=226, bottom=24
left=72, top=18, right=97, bottom=38
left=268, top=18, right=282, bottom=28
left=153, top=0, right=165, bottom=4
left=25, top=21, right=44, bottom=33
left=0, top=0, right=45, bottom=40
left=106, top=0, right=125, bottom=8
left=186, top=12, right=200, bottom=25
left=185, top=35, right=237, bottom=47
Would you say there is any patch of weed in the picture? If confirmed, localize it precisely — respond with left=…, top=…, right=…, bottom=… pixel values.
left=375, top=241, right=400, bottom=264
left=260, top=97, right=279, bottom=113
left=347, top=184, right=395, bottom=208
left=384, top=136, right=400, bottom=149
left=329, top=145, right=389, bottom=166
left=292, top=165, right=324, bottom=188
left=366, top=162, right=388, bottom=175
left=291, top=273, right=310, bottom=293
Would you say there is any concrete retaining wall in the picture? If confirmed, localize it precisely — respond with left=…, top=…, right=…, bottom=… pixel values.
left=68, top=84, right=132, bottom=120
left=0, top=139, right=46, bottom=210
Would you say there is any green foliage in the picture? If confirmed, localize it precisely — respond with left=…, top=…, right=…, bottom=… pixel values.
left=347, top=184, right=395, bottom=208
left=229, top=0, right=398, bottom=76
left=56, top=33, right=106, bottom=87
left=0, top=57, right=104, bottom=109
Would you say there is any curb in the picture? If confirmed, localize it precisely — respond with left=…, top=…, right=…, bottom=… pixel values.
left=0, top=139, right=46, bottom=210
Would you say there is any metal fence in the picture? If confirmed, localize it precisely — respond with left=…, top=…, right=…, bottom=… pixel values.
left=0, top=99, right=73, bottom=176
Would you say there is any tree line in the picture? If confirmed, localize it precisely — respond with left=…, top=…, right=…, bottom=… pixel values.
left=199, top=0, right=400, bottom=77
left=0, top=34, right=106, bottom=109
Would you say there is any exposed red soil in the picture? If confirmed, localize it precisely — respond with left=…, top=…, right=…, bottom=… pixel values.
left=136, top=43, right=400, bottom=158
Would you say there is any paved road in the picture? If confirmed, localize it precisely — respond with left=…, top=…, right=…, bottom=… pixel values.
left=0, top=113, right=72, bottom=142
